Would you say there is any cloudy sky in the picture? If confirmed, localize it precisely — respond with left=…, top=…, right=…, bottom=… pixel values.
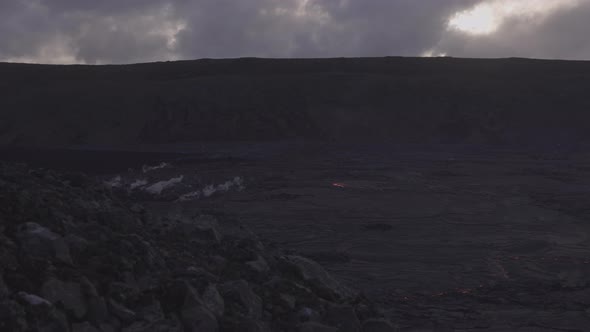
left=1, top=0, right=589, bottom=64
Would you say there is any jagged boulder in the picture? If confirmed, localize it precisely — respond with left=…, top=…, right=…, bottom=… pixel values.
left=41, top=278, right=87, bottom=319
left=15, top=292, right=70, bottom=332
left=201, top=284, right=225, bottom=319
left=108, top=299, right=137, bottom=323
left=221, top=280, right=263, bottom=319
left=246, top=255, right=270, bottom=275
left=0, top=299, right=28, bottom=332
left=180, top=305, right=218, bottom=332
left=15, top=222, right=72, bottom=265
left=322, top=302, right=361, bottom=332
left=280, top=255, right=355, bottom=301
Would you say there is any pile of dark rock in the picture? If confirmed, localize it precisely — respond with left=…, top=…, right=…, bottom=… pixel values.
left=0, top=162, right=395, bottom=332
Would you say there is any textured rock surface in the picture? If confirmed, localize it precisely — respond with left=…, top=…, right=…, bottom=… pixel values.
left=5, top=144, right=588, bottom=331
left=361, top=318, right=397, bottom=332
left=281, top=255, right=355, bottom=301
left=0, top=162, right=381, bottom=331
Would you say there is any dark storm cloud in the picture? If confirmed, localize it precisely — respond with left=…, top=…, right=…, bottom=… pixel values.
left=168, top=0, right=477, bottom=58
left=0, top=0, right=589, bottom=64
left=0, top=0, right=179, bottom=63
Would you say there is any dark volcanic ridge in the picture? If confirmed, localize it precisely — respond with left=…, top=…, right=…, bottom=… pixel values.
left=2, top=56, right=590, bottom=146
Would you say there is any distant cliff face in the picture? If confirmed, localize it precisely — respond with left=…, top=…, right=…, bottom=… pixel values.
left=1, top=57, right=590, bottom=146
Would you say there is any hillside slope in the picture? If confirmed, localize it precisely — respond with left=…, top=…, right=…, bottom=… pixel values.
left=1, top=57, right=590, bottom=146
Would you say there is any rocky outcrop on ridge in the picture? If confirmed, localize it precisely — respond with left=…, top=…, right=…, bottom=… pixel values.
left=0, top=162, right=393, bottom=332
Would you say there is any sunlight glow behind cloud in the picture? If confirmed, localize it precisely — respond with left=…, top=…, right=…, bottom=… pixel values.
left=448, top=0, right=581, bottom=35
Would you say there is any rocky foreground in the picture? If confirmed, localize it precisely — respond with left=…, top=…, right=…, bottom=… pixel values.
left=0, top=162, right=395, bottom=332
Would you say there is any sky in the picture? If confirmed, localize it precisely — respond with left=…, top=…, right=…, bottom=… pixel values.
left=1, top=0, right=589, bottom=64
